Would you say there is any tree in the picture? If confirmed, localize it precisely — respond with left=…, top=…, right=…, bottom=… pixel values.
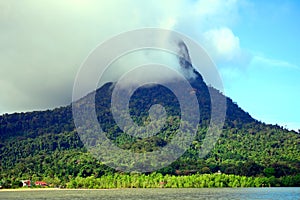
left=264, top=167, right=275, bottom=178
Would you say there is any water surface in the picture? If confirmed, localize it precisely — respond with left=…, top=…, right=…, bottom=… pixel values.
left=0, top=188, right=299, bottom=200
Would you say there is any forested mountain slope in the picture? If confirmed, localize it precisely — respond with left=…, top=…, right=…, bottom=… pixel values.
left=0, top=42, right=299, bottom=187
left=0, top=75, right=299, bottom=183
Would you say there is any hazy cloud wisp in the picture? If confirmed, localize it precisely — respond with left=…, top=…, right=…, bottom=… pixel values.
left=0, top=0, right=248, bottom=114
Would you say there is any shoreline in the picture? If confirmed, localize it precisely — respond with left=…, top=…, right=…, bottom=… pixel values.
left=0, top=188, right=115, bottom=192
left=1, top=187, right=299, bottom=192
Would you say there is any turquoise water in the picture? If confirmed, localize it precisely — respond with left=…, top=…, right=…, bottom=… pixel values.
left=0, top=188, right=299, bottom=199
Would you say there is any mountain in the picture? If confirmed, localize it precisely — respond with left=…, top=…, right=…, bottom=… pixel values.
left=0, top=42, right=299, bottom=186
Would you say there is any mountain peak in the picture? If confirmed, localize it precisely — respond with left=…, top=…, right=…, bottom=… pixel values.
left=178, top=41, right=193, bottom=70
left=176, top=40, right=204, bottom=83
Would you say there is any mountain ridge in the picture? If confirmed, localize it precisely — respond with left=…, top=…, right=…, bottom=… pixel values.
left=0, top=42, right=299, bottom=186
left=1, top=73, right=299, bottom=178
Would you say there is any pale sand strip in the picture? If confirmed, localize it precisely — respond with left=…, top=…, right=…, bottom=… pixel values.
left=0, top=188, right=116, bottom=192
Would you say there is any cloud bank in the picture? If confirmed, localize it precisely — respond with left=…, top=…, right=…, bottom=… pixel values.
left=0, top=0, right=249, bottom=114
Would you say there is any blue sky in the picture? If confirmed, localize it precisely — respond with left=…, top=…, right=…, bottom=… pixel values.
left=219, top=1, right=300, bottom=130
left=0, top=0, right=299, bottom=130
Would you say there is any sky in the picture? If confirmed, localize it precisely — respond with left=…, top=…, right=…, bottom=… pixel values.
left=0, top=0, right=299, bottom=131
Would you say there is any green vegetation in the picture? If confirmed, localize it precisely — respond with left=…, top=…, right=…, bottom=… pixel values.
left=1, top=173, right=300, bottom=189
left=0, top=78, right=299, bottom=188
left=65, top=173, right=300, bottom=189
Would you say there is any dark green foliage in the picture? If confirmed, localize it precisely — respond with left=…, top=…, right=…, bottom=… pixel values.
left=264, top=167, right=275, bottom=177
left=0, top=107, right=74, bottom=141
left=0, top=76, right=299, bottom=188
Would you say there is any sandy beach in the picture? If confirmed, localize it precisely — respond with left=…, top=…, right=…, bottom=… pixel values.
left=0, top=188, right=114, bottom=192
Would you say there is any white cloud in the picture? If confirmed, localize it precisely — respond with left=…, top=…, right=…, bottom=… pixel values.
left=253, top=56, right=300, bottom=70
left=0, top=0, right=248, bottom=114
left=203, top=27, right=240, bottom=62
